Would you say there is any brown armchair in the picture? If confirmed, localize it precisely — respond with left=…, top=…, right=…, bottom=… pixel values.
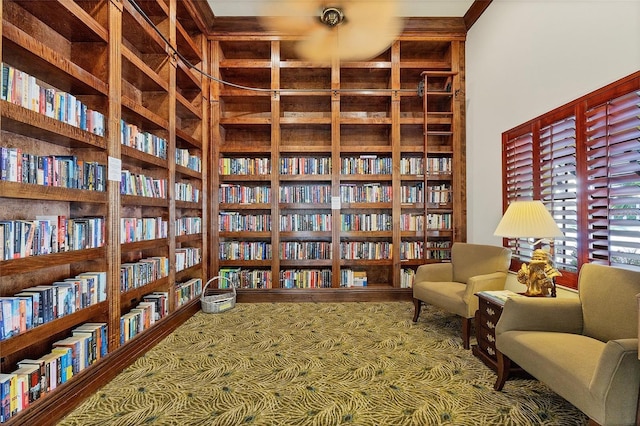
left=495, top=263, right=640, bottom=426
left=412, top=242, right=512, bottom=349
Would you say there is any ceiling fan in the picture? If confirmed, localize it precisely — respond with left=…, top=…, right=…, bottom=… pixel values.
left=259, top=0, right=404, bottom=62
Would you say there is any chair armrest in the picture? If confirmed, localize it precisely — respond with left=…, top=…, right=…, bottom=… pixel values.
left=415, top=262, right=453, bottom=283
left=463, top=272, right=508, bottom=303
left=496, top=297, right=583, bottom=336
left=590, top=339, right=640, bottom=404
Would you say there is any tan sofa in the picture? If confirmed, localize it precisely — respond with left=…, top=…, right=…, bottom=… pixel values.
left=495, top=263, right=640, bottom=426
left=412, top=243, right=512, bottom=349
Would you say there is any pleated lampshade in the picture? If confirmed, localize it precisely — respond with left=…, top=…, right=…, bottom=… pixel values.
left=494, top=200, right=563, bottom=238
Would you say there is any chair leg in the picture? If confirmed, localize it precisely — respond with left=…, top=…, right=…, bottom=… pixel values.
left=494, top=350, right=512, bottom=391
left=412, top=298, right=422, bottom=322
left=462, top=317, right=471, bottom=350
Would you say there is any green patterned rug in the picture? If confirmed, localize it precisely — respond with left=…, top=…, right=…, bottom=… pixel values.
left=59, top=302, right=588, bottom=425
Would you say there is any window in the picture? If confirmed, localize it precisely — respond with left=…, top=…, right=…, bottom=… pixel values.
left=502, top=71, right=640, bottom=289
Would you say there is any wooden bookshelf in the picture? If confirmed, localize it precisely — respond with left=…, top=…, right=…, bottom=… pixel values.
left=0, top=0, right=208, bottom=424
left=210, top=31, right=467, bottom=299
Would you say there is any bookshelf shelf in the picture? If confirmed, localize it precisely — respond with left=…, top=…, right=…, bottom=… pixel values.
left=1, top=102, right=107, bottom=149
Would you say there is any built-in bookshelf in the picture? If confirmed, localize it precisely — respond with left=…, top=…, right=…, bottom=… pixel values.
left=210, top=33, right=466, bottom=297
left=0, top=0, right=209, bottom=424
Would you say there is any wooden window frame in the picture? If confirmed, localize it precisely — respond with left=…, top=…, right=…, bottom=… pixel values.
left=501, top=71, right=640, bottom=289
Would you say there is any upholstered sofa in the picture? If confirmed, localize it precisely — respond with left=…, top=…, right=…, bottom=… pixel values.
left=412, top=242, right=512, bottom=349
left=495, top=263, right=640, bottom=426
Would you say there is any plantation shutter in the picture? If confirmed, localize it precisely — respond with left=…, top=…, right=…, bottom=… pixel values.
left=539, top=117, right=578, bottom=272
left=503, top=132, right=535, bottom=261
left=585, top=90, right=640, bottom=268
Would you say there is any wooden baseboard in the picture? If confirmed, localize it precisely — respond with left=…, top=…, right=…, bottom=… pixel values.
left=235, top=287, right=413, bottom=303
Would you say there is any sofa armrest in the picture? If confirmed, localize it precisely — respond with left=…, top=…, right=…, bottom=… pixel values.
left=590, top=339, right=640, bottom=410
left=496, top=297, right=583, bottom=336
left=415, top=262, right=453, bottom=284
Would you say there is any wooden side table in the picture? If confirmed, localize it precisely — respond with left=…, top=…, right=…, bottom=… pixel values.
left=472, top=291, right=505, bottom=372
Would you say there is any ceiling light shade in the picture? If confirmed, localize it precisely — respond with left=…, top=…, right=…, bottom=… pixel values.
left=260, top=0, right=404, bottom=62
left=494, top=200, right=563, bottom=239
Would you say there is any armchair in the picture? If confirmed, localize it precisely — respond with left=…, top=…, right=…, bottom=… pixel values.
left=495, top=263, right=640, bottom=426
left=412, top=243, right=512, bottom=349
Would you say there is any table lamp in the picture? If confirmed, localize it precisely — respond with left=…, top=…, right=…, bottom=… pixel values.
left=494, top=200, right=564, bottom=297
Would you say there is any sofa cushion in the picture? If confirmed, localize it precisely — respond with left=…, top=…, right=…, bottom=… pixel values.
left=498, top=330, right=605, bottom=416
left=413, top=281, right=467, bottom=317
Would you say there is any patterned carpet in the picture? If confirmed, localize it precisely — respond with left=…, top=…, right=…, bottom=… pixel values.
left=58, top=302, right=588, bottom=425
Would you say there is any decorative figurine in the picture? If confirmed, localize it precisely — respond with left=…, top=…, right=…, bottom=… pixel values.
left=516, top=249, right=562, bottom=297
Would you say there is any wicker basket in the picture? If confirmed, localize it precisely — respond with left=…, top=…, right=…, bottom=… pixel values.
left=201, top=276, right=237, bottom=313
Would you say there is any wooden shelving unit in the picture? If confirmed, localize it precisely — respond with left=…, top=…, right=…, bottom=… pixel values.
left=0, top=0, right=209, bottom=424
left=210, top=33, right=467, bottom=300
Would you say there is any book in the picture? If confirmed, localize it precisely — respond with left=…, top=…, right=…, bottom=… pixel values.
left=478, top=290, right=522, bottom=305
left=53, top=336, right=83, bottom=374
left=16, top=359, right=46, bottom=396
left=0, top=373, right=15, bottom=422
left=12, top=363, right=40, bottom=405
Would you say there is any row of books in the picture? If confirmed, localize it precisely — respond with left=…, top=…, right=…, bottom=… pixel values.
left=120, top=299, right=157, bottom=345
left=218, top=268, right=272, bottom=289
left=219, top=184, right=271, bottom=204
left=399, top=157, right=425, bottom=175
left=140, top=292, right=169, bottom=323
left=175, top=247, right=201, bottom=272
left=340, top=156, right=393, bottom=175
left=120, top=170, right=167, bottom=198
left=400, top=241, right=424, bottom=260
left=339, top=183, right=393, bottom=203
left=400, top=213, right=425, bottom=232
left=400, top=268, right=415, bottom=288
left=121, top=120, right=167, bottom=160
left=120, top=217, right=168, bottom=244
left=0, top=148, right=106, bottom=191
left=280, top=213, right=332, bottom=232
left=175, top=278, right=202, bottom=308
left=426, top=184, right=452, bottom=204
left=399, top=157, right=454, bottom=175
left=0, top=322, right=108, bottom=423
left=340, top=213, right=392, bottom=232
left=279, top=242, right=332, bottom=260
left=340, top=269, right=367, bottom=287
left=175, top=181, right=200, bottom=203
left=426, top=157, right=453, bottom=174
left=219, top=158, right=270, bottom=175
left=0, top=272, right=107, bottom=341
left=425, top=250, right=451, bottom=260
left=401, top=183, right=425, bottom=203
left=176, top=148, right=202, bottom=172
left=426, top=213, right=453, bottom=230
left=218, top=156, right=452, bottom=177
left=424, top=241, right=452, bottom=260
left=219, top=212, right=272, bottom=232
left=340, top=241, right=392, bottom=260
left=219, top=241, right=272, bottom=261
left=1, top=64, right=106, bottom=137
left=121, top=257, right=170, bottom=293
left=280, top=269, right=332, bottom=289
left=279, top=157, right=331, bottom=175
left=279, top=184, right=332, bottom=204
left=176, top=217, right=202, bottom=236
left=0, top=216, right=104, bottom=260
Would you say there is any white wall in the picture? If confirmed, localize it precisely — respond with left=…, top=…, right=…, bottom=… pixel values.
left=465, top=0, right=640, bottom=245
